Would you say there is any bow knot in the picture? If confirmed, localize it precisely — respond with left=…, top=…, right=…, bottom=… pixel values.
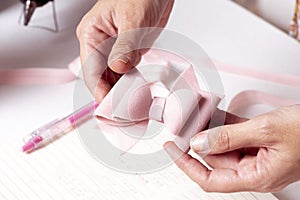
left=96, top=64, right=202, bottom=136
left=94, top=50, right=221, bottom=151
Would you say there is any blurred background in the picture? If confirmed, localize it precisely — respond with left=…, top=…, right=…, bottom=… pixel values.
left=0, top=0, right=296, bottom=71
left=233, top=0, right=294, bottom=33
left=0, top=0, right=97, bottom=70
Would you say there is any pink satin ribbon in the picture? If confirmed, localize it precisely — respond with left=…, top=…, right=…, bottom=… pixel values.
left=1, top=50, right=299, bottom=152
left=142, top=49, right=300, bottom=113
left=227, top=90, right=300, bottom=114
left=95, top=59, right=221, bottom=151
left=0, top=57, right=80, bottom=85
left=213, top=60, right=300, bottom=88
left=1, top=54, right=299, bottom=89
left=142, top=49, right=300, bottom=89
left=0, top=68, right=76, bottom=85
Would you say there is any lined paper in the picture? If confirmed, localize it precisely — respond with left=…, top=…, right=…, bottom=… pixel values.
left=0, top=129, right=277, bottom=200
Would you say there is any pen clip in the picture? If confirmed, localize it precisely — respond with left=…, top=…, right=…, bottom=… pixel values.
left=23, top=118, right=60, bottom=143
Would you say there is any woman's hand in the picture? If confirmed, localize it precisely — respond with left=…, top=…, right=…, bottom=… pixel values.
left=76, top=0, right=174, bottom=102
left=165, top=105, right=300, bottom=192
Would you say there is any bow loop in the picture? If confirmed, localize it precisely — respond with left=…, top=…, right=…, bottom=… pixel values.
left=149, top=97, right=166, bottom=122
left=95, top=50, right=221, bottom=152
left=95, top=63, right=214, bottom=136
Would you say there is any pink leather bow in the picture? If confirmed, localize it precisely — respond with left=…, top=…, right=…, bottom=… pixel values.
left=95, top=60, right=221, bottom=151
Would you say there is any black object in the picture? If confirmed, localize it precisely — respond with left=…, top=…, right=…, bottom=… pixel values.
left=19, top=0, right=53, bottom=25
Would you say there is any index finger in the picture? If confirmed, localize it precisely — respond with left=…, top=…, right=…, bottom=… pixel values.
left=164, top=141, right=256, bottom=193
left=77, top=27, right=114, bottom=101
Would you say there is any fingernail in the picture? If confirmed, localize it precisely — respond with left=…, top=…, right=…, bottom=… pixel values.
left=117, top=56, right=129, bottom=64
left=109, top=55, right=129, bottom=66
left=190, top=132, right=209, bottom=154
left=109, top=56, right=132, bottom=74
left=163, top=141, right=184, bottom=161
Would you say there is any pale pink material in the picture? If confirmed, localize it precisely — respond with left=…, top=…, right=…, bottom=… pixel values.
left=95, top=67, right=205, bottom=129
left=95, top=49, right=300, bottom=152
left=213, top=60, right=300, bottom=88
left=2, top=50, right=298, bottom=88
left=95, top=59, right=221, bottom=151
left=2, top=49, right=298, bottom=153
left=0, top=68, right=76, bottom=85
left=142, top=49, right=300, bottom=88
left=0, top=59, right=79, bottom=85
left=228, top=90, right=300, bottom=114
left=149, top=97, right=165, bottom=122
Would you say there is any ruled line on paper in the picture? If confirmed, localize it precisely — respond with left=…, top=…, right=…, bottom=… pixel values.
left=0, top=133, right=277, bottom=200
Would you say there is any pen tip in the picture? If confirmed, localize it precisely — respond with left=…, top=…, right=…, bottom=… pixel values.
left=21, top=135, right=43, bottom=153
left=23, top=0, right=37, bottom=26
left=20, top=147, right=27, bottom=153
left=21, top=142, right=33, bottom=153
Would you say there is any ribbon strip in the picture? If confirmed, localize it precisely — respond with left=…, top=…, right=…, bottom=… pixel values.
left=1, top=51, right=299, bottom=151
left=213, top=60, right=300, bottom=88
left=143, top=50, right=300, bottom=89
left=0, top=57, right=80, bottom=85
left=227, top=90, right=300, bottom=114
left=0, top=68, right=76, bottom=85
left=1, top=54, right=299, bottom=89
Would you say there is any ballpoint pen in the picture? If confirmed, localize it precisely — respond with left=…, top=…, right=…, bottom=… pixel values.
left=21, top=101, right=99, bottom=153
left=20, top=0, right=53, bottom=26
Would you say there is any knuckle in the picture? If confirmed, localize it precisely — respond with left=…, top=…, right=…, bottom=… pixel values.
left=250, top=113, right=282, bottom=145
left=258, top=181, right=274, bottom=192
left=201, top=173, right=214, bottom=193
left=255, top=115, right=274, bottom=135
left=250, top=175, right=275, bottom=192
left=82, top=75, right=90, bottom=88
left=120, top=5, right=143, bottom=28
left=270, top=185, right=287, bottom=193
left=76, top=15, right=89, bottom=39
left=76, top=23, right=82, bottom=39
left=181, top=157, right=197, bottom=172
left=201, top=184, right=210, bottom=192
left=123, top=12, right=139, bottom=25
left=201, top=183, right=213, bottom=193
left=116, top=38, right=138, bottom=52
left=215, top=127, right=231, bottom=152
left=76, top=15, right=100, bottom=41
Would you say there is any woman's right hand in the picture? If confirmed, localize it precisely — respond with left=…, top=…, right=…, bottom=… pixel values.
left=76, top=0, right=174, bottom=102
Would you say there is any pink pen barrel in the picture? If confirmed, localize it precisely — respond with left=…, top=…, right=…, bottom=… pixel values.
left=21, top=135, right=43, bottom=153
left=21, top=101, right=99, bottom=153
left=68, top=101, right=99, bottom=125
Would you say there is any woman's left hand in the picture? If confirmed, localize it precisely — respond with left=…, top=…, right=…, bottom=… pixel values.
left=165, top=105, right=300, bottom=192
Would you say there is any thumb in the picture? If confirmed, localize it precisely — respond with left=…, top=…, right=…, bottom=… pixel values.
left=190, top=119, right=271, bottom=155
left=108, top=28, right=147, bottom=74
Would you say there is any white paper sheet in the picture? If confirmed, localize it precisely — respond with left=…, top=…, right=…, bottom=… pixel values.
left=0, top=127, right=277, bottom=200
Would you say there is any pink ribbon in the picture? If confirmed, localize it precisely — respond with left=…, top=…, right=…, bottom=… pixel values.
left=0, top=57, right=80, bottom=85
left=143, top=49, right=300, bottom=88
left=95, top=60, right=221, bottom=151
left=227, top=90, right=300, bottom=114
left=213, top=60, right=300, bottom=88
left=1, top=49, right=299, bottom=152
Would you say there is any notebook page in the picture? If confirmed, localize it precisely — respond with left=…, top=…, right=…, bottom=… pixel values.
left=0, top=129, right=277, bottom=200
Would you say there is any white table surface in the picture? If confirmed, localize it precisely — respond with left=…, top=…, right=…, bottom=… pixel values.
left=1, top=0, right=300, bottom=199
